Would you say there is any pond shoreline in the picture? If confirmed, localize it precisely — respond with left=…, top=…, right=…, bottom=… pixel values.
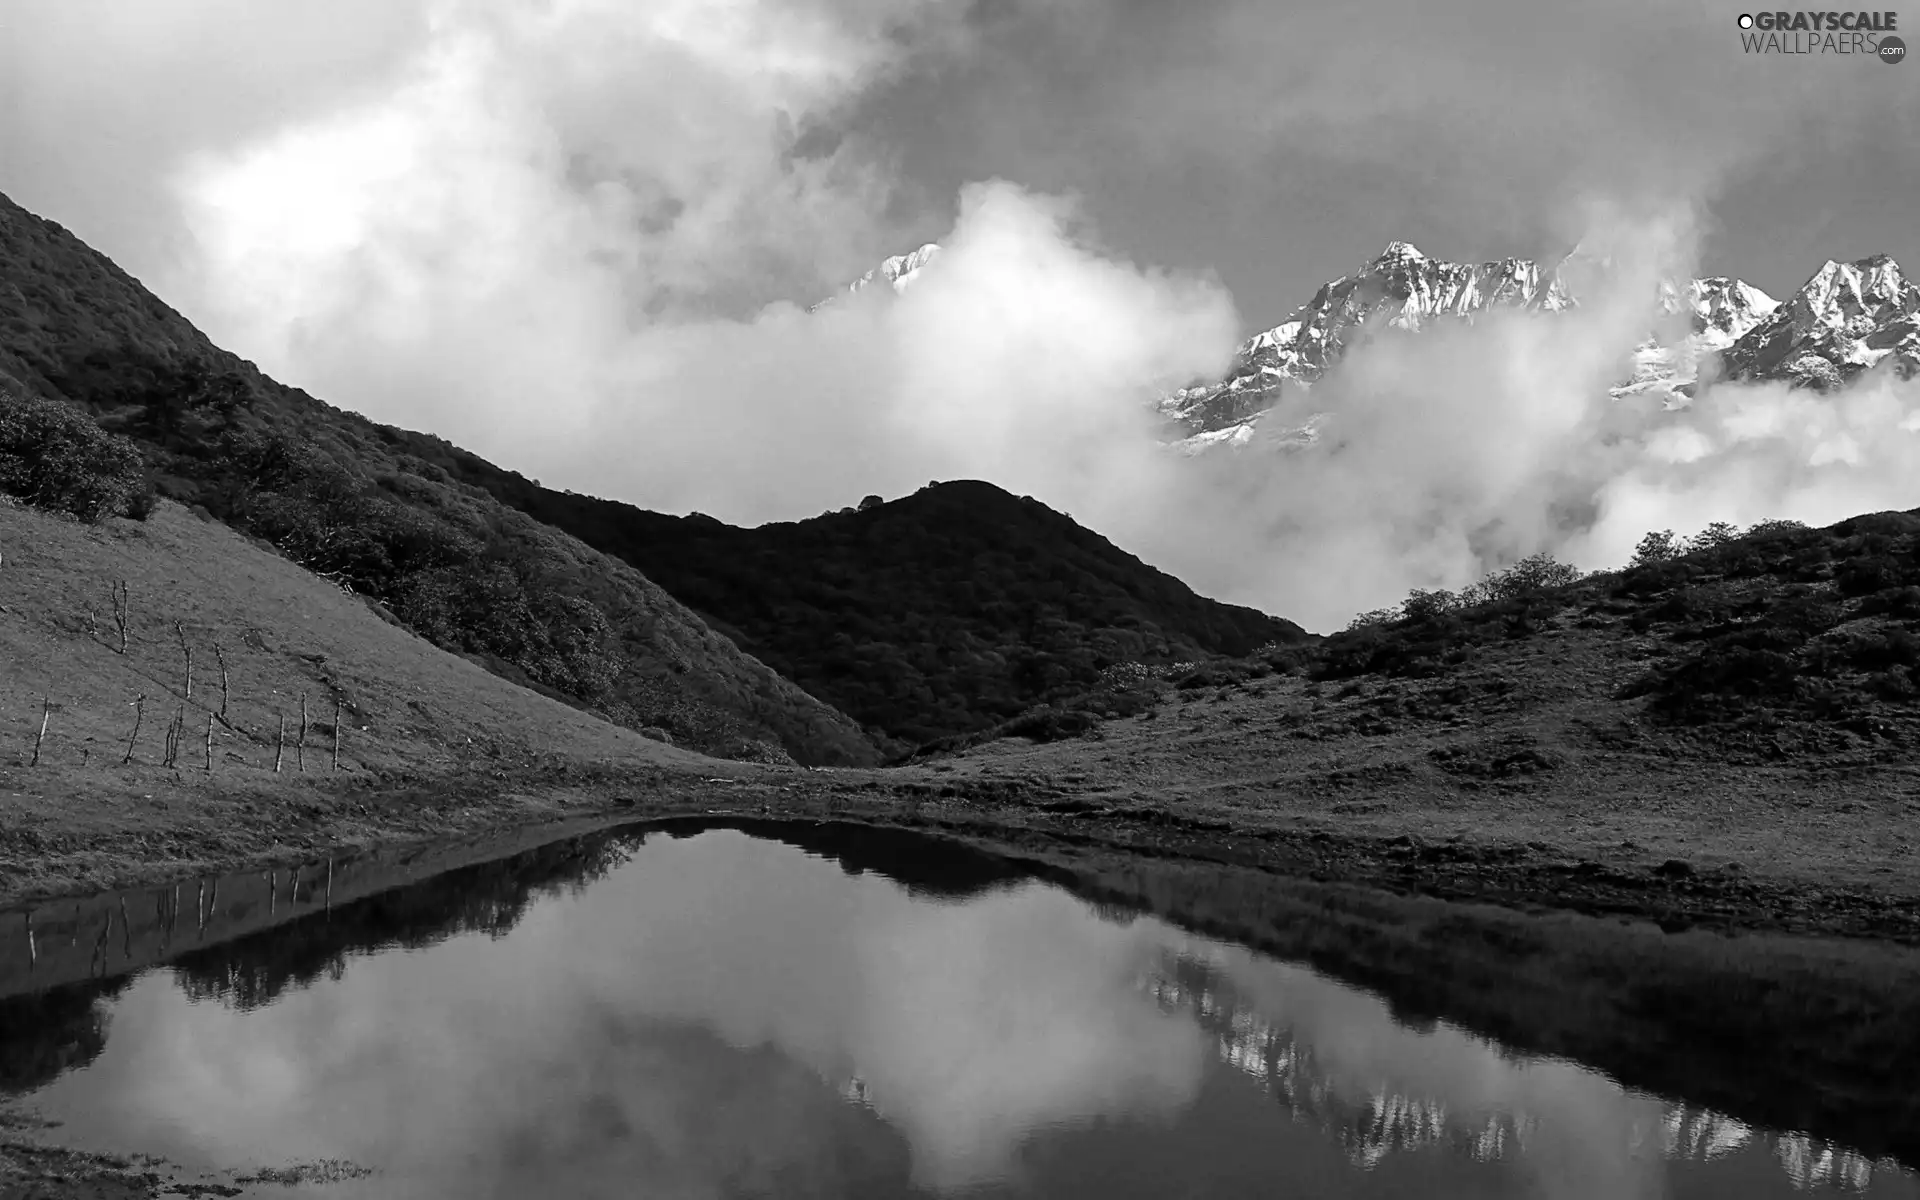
left=4, top=760, right=1920, bottom=946
left=3, top=782, right=1920, bottom=1185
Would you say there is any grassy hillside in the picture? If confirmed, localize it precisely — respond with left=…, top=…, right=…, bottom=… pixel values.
left=0, top=496, right=708, bottom=778
left=367, top=470, right=1310, bottom=750
left=0, top=491, right=792, bottom=897
left=952, top=514, right=1920, bottom=760
left=0, top=190, right=877, bottom=766
left=898, top=513, right=1920, bottom=898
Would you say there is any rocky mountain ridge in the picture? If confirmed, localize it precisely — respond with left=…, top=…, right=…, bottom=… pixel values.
left=1160, top=243, right=1915, bottom=449
left=827, top=239, right=1918, bottom=453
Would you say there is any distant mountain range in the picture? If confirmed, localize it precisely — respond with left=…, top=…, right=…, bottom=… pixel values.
left=830, top=239, right=1920, bottom=454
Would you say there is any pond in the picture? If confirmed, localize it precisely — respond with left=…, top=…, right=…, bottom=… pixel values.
left=0, top=820, right=1913, bottom=1198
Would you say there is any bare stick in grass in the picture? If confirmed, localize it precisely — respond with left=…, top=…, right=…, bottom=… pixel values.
left=109, top=581, right=129, bottom=655
left=205, top=711, right=215, bottom=773
left=298, top=693, right=308, bottom=772
left=274, top=711, right=285, bottom=773
left=213, top=643, right=231, bottom=722
left=122, top=695, right=146, bottom=765
left=31, top=697, right=49, bottom=767
left=166, top=706, right=187, bottom=770
left=332, top=697, right=342, bottom=771
left=174, top=621, right=193, bottom=698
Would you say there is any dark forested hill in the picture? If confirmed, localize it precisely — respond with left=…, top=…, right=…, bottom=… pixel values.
left=0, top=187, right=1306, bottom=760
left=363, top=465, right=1311, bottom=749
left=0, top=190, right=877, bottom=766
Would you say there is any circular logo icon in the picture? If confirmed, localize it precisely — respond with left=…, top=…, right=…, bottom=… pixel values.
left=1737, top=12, right=1754, bottom=27
left=1880, top=34, right=1907, bottom=63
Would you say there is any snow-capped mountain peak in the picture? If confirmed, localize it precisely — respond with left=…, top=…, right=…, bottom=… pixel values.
left=808, top=242, right=942, bottom=312
left=1718, top=253, right=1919, bottom=391
left=1156, top=243, right=1577, bottom=440
left=817, top=237, right=1916, bottom=450
left=1673, top=277, right=1781, bottom=343
left=853, top=242, right=941, bottom=295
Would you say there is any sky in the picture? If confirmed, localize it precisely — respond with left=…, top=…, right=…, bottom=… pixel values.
left=3, top=0, right=1919, bottom=629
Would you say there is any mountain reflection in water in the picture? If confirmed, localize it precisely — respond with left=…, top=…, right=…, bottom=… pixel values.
left=0, top=824, right=1912, bottom=1199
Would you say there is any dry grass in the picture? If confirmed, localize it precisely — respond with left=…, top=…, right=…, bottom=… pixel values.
left=911, top=614, right=1920, bottom=899
left=0, top=498, right=701, bottom=777
left=0, top=495, right=762, bottom=899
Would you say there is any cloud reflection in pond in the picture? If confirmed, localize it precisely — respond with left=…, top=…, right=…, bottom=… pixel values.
left=14, top=828, right=1917, bottom=1199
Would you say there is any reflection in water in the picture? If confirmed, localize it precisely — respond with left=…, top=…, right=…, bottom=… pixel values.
left=1142, top=953, right=1899, bottom=1194
left=0, top=825, right=1912, bottom=1199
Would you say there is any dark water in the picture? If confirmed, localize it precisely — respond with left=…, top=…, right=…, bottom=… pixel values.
left=0, top=822, right=1913, bottom=1199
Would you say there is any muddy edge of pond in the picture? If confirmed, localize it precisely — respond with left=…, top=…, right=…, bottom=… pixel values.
left=3, top=761, right=1919, bottom=945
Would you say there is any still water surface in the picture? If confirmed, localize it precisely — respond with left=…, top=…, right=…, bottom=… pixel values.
left=3, top=823, right=1913, bottom=1199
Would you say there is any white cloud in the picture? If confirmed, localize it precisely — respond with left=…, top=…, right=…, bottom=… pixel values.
left=13, top=0, right=1920, bottom=637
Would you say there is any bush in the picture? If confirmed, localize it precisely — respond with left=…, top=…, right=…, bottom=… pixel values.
left=1844, top=630, right=1920, bottom=672
left=1631, top=530, right=1681, bottom=566
left=1835, top=555, right=1914, bottom=598
left=123, top=481, right=161, bottom=521
left=1860, top=586, right=1920, bottom=619
left=1686, top=521, right=1742, bottom=553
left=1616, top=558, right=1701, bottom=598
left=1346, top=607, right=1399, bottom=631
left=1401, top=588, right=1461, bottom=622
left=0, top=389, right=150, bottom=522
left=392, top=560, right=625, bottom=701
left=1480, top=552, right=1583, bottom=601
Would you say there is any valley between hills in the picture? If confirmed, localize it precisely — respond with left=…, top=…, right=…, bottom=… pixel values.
left=3, top=186, right=1920, bottom=952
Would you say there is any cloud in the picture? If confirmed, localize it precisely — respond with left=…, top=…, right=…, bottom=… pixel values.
left=87, top=831, right=1208, bottom=1193
left=1111, top=203, right=1920, bottom=632
left=1097, top=204, right=1707, bottom=629
left=0, top=0, right=431, bottom=267
left=838, top=0, right=1920, bottom=271
left=1571, top=369, right=1920, bottom=569
left=9, top=0, right=1920, bottom=639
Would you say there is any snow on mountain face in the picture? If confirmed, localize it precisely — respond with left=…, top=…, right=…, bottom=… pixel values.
left=1158, top=242, right=1577, bottom=442
left=1172, top=247, right=1915, bottom=449
left=1718, top=255, right=1920, bottom=392
left=811, top=243, right=942, bottom=311
left=854, top=242, right=942, bottom=295
left=816, top=240, right=1914, bottom=449
left=1613, top=276, right=1781, bottom=404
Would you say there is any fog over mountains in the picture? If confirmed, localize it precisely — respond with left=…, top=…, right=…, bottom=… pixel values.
left=831, top=236, right=1920, bottom=455
left=11, top=0, right=1911, bottom=636
left=802, top=224, right=1920, bottom=632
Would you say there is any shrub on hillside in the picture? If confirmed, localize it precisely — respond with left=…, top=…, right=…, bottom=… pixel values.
left=1477, top=552, right=1583, bottom=601
left=392, top=561, right=624, bottom=701
left=1316, top=553, right=1582, bottom=680
left=1631, top=530, right=1682, bottom=566
left=1401, top=588, right=1462, bottom=622
left=1860, top=586, right=1920, bottom=619
left=175, top=427, right=627, bottom=704
left=0, top=389, right=153, bottom=523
